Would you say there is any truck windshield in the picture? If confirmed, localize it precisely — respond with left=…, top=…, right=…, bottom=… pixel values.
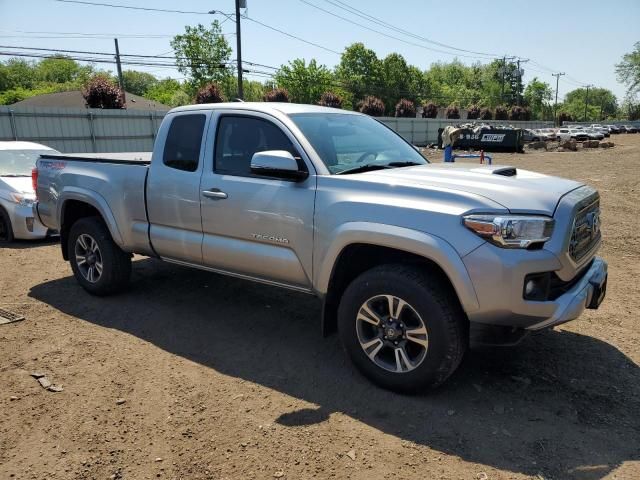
left=0, top=149, right=56, bottom=176
left=289, top=113, right=428, bottom=174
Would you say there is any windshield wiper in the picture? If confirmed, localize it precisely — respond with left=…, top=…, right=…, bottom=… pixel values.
left=335, top=164, right=392, bottom=175
left=386, top=161, right=423, bottom=167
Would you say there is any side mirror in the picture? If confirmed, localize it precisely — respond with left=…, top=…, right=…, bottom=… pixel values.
left=250, top=150, right=308, bottom=181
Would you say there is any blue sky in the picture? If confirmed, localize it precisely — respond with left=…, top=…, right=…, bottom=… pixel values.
left=1, top=0, right=638, bottom=101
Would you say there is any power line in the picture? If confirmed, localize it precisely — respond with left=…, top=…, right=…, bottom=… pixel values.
left=53, top=0, right=213, bottom=15
left=241, top=15, right=341, bottom=55
left=324, top=0, right=501, bottom=59
left=297, top=0, right=496, bottom=60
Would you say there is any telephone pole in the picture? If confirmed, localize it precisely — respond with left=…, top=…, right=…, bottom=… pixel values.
left=584, top=84, right=593, bottom=121
left=114, top=38, right=125, bottom=104
left=234, top=0, right=244, bottom=100
left=552, top=72, right=565, bottom=126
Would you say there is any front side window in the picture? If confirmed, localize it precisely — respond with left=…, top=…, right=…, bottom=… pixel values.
left=163, top=114, right=206, bottom=172
left=214, top=116, right=300, bottom=177
left=289, top=113, right=427, bottom=174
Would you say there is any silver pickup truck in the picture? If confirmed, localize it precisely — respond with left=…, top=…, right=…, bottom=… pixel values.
left=34, top=103, right=607, bottom=392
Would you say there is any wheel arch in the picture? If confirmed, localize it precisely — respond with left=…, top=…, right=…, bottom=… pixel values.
left=59, top=190, right=123, bottom=260
left=317, top=223, right=480, bottom=336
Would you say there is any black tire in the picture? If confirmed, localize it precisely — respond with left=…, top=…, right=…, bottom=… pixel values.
left=338, top=264, right=467, bottom=393
left=68, top=216, right=131, bottom=295
left=0, top=207, right=14, bottom=244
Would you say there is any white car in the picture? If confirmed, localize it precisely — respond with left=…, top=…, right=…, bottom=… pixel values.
left=0, top=141, right=59, bottom=243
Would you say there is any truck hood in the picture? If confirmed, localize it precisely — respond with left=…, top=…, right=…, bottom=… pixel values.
left=0, top=176, right=33, bottom=194
left=359, top=163, right=584, bottom=215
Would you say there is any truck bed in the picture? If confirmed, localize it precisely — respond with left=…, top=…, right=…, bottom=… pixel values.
left=36, top=152, right=152, bottom=256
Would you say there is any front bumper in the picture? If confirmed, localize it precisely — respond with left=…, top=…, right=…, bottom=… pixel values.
left=525, top=257, right=607, bottom=330
left=463, top=240, right=607, bottom=330
left=8, top=203, right=49, bottom=239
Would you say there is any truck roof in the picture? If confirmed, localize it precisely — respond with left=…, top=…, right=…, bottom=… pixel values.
left=169, top=102, right=361, bottom=116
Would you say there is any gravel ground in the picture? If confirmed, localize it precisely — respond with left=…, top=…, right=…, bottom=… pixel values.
left=1, top=134, right=639, bottom=480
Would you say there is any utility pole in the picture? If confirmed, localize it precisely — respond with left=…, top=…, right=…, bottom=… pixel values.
left=584, top=84, right=593, bottom=122
left=500, top=56, right=506, bottom=103
left=234, top=0, right=244, bottom=100
left=114, top=38, right=125, bottom=104
left=552, top=72, right=565, bottom=126
left=516, top=58, right=529, bottom=106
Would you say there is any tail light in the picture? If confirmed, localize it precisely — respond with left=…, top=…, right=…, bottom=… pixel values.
left=32, top=167, right=39, bottom=198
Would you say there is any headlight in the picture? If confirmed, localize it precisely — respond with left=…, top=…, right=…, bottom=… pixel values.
left=9, top=192, right=36, bottom=207
left=463, top=214, right=554, bottom=248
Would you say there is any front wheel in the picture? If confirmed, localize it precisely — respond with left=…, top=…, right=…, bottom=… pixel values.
left=338, top=264, right=467, bottom=393
left=68, top=217, right=131, bottom=295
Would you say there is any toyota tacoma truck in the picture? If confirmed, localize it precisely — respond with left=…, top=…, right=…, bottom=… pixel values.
left=33, top=103, right=607, bottom=392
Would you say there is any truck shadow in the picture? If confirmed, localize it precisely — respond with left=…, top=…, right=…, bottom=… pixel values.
left=29, top=258, right=639, bottom=479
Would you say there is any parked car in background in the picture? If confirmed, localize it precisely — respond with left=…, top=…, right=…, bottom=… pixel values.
left=605, top=125, right=620, bottom=134
left=556, top=128, right=572, bottom=141
left=584, top=129, right=605, bottom=140
left=622, top=125, right=638, bottom=133
left=537, top=129, right=557, bottom=141
left=522, top=129, right=541, bottom=142
left=569, top=129, right=589, bottom=141
left=590, top=125, right=610, bottom=137
left=0, top=141, right=59, bottom=243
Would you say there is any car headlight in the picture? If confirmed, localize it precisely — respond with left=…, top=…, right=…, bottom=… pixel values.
left=463, top=214, right=554, bottom=248
left=9, top=192, right=36, bottom=207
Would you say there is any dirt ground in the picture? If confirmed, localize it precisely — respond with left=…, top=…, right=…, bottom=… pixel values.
left=1, top=135, right=639, bottom=480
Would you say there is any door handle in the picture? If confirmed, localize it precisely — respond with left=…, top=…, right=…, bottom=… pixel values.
left=202, top=189, right=228, bottom=200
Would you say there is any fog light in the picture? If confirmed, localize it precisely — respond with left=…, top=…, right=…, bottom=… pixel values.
left=523, top=272, right=551, bottom=301
left=25, top=217, right=34, bottom=232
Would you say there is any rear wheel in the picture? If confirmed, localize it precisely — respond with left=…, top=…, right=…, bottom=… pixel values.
left=68, top=217, right=131, bottom=295
left=338, top=264, right=467, bottom=393
left=0, top=207, right=14, bottom=244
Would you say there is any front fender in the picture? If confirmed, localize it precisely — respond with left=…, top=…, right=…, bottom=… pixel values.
left=315, top=222, right=480, bottom=314
left=59, top=187, right=124, bottom=247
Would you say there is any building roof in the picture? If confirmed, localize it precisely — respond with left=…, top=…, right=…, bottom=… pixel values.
left=11, top=90, right=170, bottom=111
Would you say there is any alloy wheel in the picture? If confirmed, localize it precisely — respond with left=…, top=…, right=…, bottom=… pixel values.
left=74, top=234, right=103, bottom=283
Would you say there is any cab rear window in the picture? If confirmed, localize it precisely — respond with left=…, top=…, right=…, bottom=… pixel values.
left=163, top=114, right=206, bottom=172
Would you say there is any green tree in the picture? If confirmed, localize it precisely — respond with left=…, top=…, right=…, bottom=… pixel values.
left=335, top=43, right=382, bottom=103
left=0, top=58, right=37, bottom=90
left=170, top=21, right=233, bottom=91
left=274, top=58, right=334, bottom=104
left=524, top=78, right=553, bottom=120
left=145, top=78, right=184, bottom=106
left=122, top=70, right=159, bottom=96
left=561, top=87, right=618, bottom=121
left=616, top=42, right=640, bottom=97
left=36, top=56, right=92, bottom=84
left=380, top=53, right=413, bottom=113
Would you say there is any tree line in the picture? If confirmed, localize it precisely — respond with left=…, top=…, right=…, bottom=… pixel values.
left=1, top=22, right=638, bottom=120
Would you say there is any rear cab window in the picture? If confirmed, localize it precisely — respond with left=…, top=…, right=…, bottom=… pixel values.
left=163, top=114, right=206, bottom=172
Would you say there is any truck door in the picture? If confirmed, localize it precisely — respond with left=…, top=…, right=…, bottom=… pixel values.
left=199, top=111, right=316, bottom=291
left=146, top=112, right=208, bottom=263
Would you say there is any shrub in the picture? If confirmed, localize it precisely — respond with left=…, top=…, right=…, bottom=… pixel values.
left=263, top=87, right=290, bottom=102
left=478, top=107, right=493, bottom=120
left=358, top=95, right=385, bottom=117
left=195, top=82, right=225, bottom=104
left=318, top=91, right=343, bottom=108
left=421, top=102, right=438, bottom=118
left=509, top=105, right=531, bottom=121
left=445, top=104, right=460, bottom=119
left=467, top=104, right=480, bottom=120
left=494, top=105, right=508, bottom=120
left=558, top=112, right=574, bottom=124
left=82, top=75, right=124, bottom=109
left=394, top=98, right=416, bottom=118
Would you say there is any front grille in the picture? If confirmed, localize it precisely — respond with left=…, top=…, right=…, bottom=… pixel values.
left=569, top=196, right=601, bottom=262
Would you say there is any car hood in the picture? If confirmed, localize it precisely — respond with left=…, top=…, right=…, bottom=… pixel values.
left=0, top=176, right=33, bottom=194
left=356, top=163, right=584, bottom=215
